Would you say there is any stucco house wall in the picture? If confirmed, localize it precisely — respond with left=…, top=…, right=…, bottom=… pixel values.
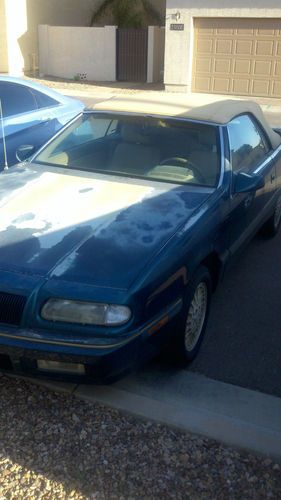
left=0, top=0, right=8, bottom=72
left=165, top=0, right=281, bottom=92
left=1, top=0, right=96, bottom=74
left=39, top=25, right=117, bottom=81
left=21, top=0, right=97, bottom=72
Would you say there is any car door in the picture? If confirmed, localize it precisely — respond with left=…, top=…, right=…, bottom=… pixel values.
left=0, top=82, right=60, bottom=168
left=226, top=113, right=276, bottom=257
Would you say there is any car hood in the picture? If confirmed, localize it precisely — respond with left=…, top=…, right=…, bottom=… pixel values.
left=0, top=164, right=213, bottom=289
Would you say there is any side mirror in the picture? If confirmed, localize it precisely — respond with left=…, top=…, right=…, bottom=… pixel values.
left=16, top=144, right=35, bottom=163
left=234, top=171, right=265, bottom=194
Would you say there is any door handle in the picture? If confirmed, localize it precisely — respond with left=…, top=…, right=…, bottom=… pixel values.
left=271, top=173, right=276, bottom=182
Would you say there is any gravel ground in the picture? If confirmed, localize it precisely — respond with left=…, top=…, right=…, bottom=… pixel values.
left=24, top=75, right=163, bottom=94
left=0, top=375, right=280, bottom=499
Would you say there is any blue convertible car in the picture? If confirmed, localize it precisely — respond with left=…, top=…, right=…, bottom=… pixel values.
left=0, top=97, right=280, bottom=381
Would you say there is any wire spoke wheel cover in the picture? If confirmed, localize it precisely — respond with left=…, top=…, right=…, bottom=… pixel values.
left=184, top=282, right=208, bottom=352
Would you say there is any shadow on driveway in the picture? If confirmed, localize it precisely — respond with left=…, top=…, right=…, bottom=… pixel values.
left=188, top=230, right=281, bottom=397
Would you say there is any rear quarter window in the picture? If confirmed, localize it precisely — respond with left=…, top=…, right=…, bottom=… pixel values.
left=31, top=88, right=59, bottom=109
left=0, top=82, right=38, bottom=117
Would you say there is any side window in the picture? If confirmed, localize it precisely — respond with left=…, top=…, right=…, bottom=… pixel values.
left=31, top=88, right=59, bottom=109
left=228, top=114, right=270, bottom=172
left=0, top=82, right=38, bottom=117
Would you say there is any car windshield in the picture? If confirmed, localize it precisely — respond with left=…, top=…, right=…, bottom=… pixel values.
left=34, top=113, right=221, bottom=187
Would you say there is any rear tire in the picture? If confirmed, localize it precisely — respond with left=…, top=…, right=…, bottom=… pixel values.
left=173, top=265, right=212, bottom=363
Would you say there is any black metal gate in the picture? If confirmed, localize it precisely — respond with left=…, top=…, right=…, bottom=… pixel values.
left=116, top=28, right=148, bottom=82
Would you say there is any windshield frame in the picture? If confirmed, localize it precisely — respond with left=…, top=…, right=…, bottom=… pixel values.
left=32, top=110, right=223, bottom=188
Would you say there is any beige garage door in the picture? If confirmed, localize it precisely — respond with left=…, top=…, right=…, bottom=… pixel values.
left=193, top=18, right=281, bottom=97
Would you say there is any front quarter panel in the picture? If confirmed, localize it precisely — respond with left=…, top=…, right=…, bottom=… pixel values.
left=129, top=185, right=228, bottom=322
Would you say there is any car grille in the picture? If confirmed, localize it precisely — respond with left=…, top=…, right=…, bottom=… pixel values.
left=0, top=292, right=27, bottom=326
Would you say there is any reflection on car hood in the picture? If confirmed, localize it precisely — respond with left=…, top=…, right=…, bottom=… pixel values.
left=0, top=164, right=213, bottom=289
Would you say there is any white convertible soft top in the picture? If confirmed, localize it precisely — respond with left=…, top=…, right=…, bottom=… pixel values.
left=94, top=97, right=281, bottom=149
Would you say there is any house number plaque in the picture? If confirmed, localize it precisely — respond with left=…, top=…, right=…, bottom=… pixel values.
left=170, top=24, right=184, bottom=31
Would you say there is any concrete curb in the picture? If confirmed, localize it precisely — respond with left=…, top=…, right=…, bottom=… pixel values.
left=12, top=369, right=281, bottom=462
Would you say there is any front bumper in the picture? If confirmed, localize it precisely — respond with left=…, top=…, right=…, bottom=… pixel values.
left=0, top=299, right=182, bottom=382
left=0, top=336, right=142, bottom=383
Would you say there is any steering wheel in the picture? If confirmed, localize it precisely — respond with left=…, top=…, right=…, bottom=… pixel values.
left=159, top=157, right=206, bottom=184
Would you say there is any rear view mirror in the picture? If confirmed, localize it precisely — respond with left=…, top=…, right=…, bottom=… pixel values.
left=16, top=144, right=35, bottom=163
left=234, top=172, right=265, bottom=194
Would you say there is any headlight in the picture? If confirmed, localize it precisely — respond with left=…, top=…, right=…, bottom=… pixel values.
left=41, top=299, right=131, bottom=326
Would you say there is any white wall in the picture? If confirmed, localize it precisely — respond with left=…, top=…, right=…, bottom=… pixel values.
left=39, top=25, right=116, bottom=81
left=1, top=0, right=166, bottom=75
left=148, top=26, right=165, bottom=83
left=165, top=0, right=281, bottom=91
left=28, top=0, right=165, bottom=72
left=0, top=0, right=97, bottom=75
left=0, top=0, right=8, bottom=72
left=153, top=26, right=165, bottom=83
left=23, top=0, right=98, bottom=71
left=0, top=0, right=26, bottom=75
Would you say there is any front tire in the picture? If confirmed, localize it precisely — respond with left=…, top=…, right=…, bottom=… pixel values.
left=174, top=265, right=212, bottom=363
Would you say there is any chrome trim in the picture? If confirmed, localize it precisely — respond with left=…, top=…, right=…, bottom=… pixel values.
left=218, top=126, right=225, bottom=187
left=254, top=144, right=281, bottom=174
left=0, top=330, right=139, bottom=350
left=253, top=155, right=273, bottom=174
left=271, top=143, right=281, bottom=160
left=225, top=124, right=236, bottom=195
